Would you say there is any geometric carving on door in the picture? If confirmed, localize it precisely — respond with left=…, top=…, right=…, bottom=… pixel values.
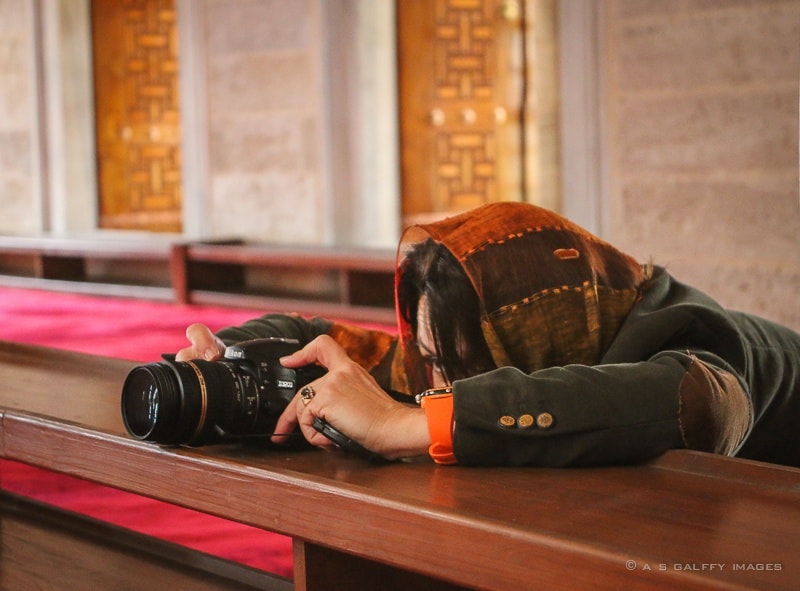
left=433, top=0, right=495, bottom=102
left=436, top=131, right=497, bottom=209
left=123, top=3, right=181, bottom=219
left=398, top=0, right=510, bottom=222
left=433, top=0, right=498, bottom=209
left=93, top=0, right=182, bottom=232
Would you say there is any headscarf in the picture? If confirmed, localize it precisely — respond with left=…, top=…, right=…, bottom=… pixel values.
left=391, top=202, right=649, bottom=395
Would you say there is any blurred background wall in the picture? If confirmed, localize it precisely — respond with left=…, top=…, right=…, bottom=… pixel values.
left=0, top=0, right=797, bottom=329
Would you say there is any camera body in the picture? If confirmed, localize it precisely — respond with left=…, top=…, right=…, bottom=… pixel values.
left=121, top=337, right=324, bottom=446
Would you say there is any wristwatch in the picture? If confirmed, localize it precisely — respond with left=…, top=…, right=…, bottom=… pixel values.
left=416, top=386, right=456, bottom=465
left=415, top=386, right=453, bottom=404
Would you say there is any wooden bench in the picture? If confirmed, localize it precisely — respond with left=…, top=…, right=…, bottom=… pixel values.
left=0, top=236, right=396, bottom=323
left=0, top=235, right=174, bottom=300
left=1, top=341, right=798, bottom=590
left=170, top=241, right=396, bottom=323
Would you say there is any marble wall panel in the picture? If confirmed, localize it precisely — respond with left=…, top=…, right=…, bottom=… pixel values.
left=201, top=0, right=326, bottom=245
left=617, top=176, right=799, bottom=262
left=660, top=260, right=800, bottom=330
left=615, top=2, right=799, bottom=91
left=606, top=0, right=800, bottom=330
left=211, top=172, right=321, bottom=243
left=210, top=114, right=319, bottom=174
left=206, top=0, right=313, bottom=55
left=0, top=0, right=39, bottom=235
left=207, top=52, right=318, bottom=113
left=615, top=90, right=798, bottom=174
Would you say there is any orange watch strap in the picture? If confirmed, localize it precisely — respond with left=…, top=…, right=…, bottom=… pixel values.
left=420, top=392, right=457, bottom=465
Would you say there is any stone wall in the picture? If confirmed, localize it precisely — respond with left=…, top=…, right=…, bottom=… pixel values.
left=0, top=0, right=797, bottom=331
left=182, top=0, right=399, bottom=247
left=0, top=0, right=398, bottom=246
left=0, top=0, right=40, bottom=234
left=603, top=0, right=800, bottom=330
left=200, top=0, right=328, bottom=244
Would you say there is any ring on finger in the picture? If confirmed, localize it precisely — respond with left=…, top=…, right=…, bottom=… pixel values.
left=300, top=385, right=316, bottom=405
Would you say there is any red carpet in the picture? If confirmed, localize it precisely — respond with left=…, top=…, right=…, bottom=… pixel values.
left=0, top=286, right=394, bottom=578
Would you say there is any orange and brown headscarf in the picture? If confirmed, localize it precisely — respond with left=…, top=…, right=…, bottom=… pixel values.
left=391, top=202, right=650, bottom=395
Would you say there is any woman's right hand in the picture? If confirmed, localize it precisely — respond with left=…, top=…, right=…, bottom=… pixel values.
left=175, top=323, right=227, bottom=361
left=272, top=335, right=431, bottom=459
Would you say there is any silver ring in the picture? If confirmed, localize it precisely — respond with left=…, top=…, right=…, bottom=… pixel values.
left=300, top=385, right=316, bottom=405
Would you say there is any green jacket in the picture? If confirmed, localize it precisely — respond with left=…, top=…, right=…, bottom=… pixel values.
left=453, top=267, right=799, bottom=467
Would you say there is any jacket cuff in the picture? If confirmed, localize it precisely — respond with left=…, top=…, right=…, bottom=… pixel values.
left=677, top=356, right=752, bottom=455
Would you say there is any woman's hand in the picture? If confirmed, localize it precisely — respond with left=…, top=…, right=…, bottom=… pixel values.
left=272, top=335, right=430, bottom=460
left=175, top=323, right=227, bottom=362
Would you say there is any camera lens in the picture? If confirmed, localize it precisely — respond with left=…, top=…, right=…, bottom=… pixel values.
left=121, top=359, right=242, bottom=445
left=120, top=338, right=323, bottom=446
left=121, top=364, right=181, bottom=441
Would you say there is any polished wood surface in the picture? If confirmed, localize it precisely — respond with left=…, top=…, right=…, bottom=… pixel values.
left=1, top=341, right=798, bottom=590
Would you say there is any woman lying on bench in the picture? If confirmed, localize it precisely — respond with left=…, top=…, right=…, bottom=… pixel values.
left=175, top=202, right=800, bottom=468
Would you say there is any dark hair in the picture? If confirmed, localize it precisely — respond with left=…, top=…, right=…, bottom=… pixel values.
left=397, top=239, right=495, bottom=383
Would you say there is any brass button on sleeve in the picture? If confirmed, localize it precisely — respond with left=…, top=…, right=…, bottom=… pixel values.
left=536, top=412, right=554, bottom=429
left=518, top=414, right=535, bottom=429
left=498, top=415, right=516, bottom=428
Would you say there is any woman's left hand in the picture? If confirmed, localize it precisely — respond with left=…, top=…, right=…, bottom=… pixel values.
left=271, top=335, right=430, bottom=460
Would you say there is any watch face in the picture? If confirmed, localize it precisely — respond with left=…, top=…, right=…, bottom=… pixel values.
left=415, top=386, right=453, bottom=405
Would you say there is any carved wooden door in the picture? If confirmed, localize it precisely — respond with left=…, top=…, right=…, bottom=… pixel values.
left=397, top=0, right=523, bottom=225
left=91, top=0, right=182, bottom=232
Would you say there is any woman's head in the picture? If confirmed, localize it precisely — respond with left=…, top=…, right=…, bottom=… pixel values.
left=397, top=239, right=495, bottom=386
left=391, top=202, right=648, bottom=395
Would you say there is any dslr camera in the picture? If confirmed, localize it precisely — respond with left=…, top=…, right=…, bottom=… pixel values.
left=121, top=337, right=324, bottom=446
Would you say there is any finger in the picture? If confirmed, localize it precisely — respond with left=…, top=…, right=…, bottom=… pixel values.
left=280, top=335, right=352, bottom=370
left=271, top=395, right=300, bottom=444
left=180, top=323, right=225, bottom=361
left=174, top=346, right=195, bottom=362
left=302, top=426, right=338, bottom=450
left=273, top=389, right=334, bottom=450
left=295, top=407, right=337, bottom=450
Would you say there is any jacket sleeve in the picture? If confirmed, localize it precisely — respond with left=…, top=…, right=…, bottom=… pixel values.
left=215, top=314, right=399, bottom=392
left=215, top=313, right=334, bottom=346
left=450, top=350, right=752, bottom=467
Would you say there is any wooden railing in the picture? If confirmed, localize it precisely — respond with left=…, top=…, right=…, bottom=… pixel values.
left=1, top=341, right=798, bottom=590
